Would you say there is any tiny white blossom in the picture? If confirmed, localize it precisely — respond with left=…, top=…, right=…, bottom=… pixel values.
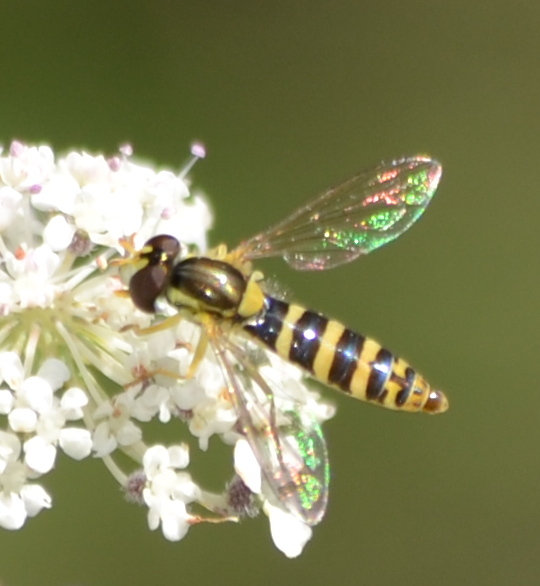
left=1, top=360, right=91, bottom=472
left=189, top=395, right=238, bottom=451
left=264, top=501, right=313, bottom=558
left=92, top=391, right=143, bottom=457
left=142, top=444, right=198, bottom=542
left=0, top=431, right=51, bottom=529
left=132, top=383, right=174, bottom=423
left=0, top=142, right=55, bottom=189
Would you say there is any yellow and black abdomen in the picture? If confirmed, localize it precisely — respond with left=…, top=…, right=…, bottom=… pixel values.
left=243, top=296, right=448, bottom=414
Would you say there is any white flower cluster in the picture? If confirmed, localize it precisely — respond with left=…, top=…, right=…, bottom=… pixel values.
left=0, top=141, right=334, bottom=557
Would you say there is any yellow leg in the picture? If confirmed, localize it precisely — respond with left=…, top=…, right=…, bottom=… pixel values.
left=186, top=331, right=209, bottom=379
left=124, top=314, right=212, bottom=383
left=134, top=314, right=184, bottom=336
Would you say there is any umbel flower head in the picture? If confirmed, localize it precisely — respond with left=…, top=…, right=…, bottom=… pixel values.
left=0, top=140, right=334, bottom=558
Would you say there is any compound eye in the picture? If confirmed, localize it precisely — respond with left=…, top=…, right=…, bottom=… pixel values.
left=129, top=264, right=169, bottom=313
left=143, top=235, right=180, bottom=264
left=127, top=235, right=181, bottom=313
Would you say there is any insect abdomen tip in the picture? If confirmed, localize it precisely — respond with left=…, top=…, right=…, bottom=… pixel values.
left=422, top=389, right=449, bottom=414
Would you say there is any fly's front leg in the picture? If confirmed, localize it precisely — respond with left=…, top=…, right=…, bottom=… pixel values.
left=134, top=313, right=184, bottom=336
left=126, top=316, right=211, bottom=384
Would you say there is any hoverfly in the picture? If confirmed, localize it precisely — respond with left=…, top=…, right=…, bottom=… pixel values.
left=120, top=155, right=447, bottom=526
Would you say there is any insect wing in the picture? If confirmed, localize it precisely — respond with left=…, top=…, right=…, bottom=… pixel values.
left=210, top=333, right=329, bottom=526
left=239, top=155, right=441, bottom=270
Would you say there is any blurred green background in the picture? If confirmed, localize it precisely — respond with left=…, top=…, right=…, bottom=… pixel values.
left=1, top=1, right=539, bottom=585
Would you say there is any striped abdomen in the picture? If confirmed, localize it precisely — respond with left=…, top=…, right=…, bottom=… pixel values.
left=242, top=296, right=448, bottom=414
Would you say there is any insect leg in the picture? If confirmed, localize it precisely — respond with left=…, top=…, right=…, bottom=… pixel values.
left=133, top=313, right=184, bottom=336
left=186, top=330, right=209, bottom=379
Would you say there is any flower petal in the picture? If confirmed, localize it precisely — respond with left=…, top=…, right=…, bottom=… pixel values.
left=264, top=501, right=313, bottom=558
left=8, top=408, right=38, bottom=433
left=24, top=435, right=57, bottom=474
left=59, top=428, right=92, bottom=459
left=0, top=493, right=27, bottom=530
left=234, top=439, right=262, bottom=495
left=20, top=484, right=52, bottom=517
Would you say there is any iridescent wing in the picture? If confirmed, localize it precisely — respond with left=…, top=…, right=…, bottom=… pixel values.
left=238, top=155, right=441, bottom=270
left=209, top=331, right=329, bottom=526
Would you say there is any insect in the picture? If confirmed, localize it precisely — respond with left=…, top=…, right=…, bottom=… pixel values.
left=120, top=155, right=447, bottom=526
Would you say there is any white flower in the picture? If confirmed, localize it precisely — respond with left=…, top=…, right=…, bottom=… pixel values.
left=142, top=444, right=198, bottom=541
left=1, top=358, right=91, bottom=473
left=264, top=501, right=313, bottom=558
left=189, top=393, right=238, bottom=451
left=0, top=140, right=334, bottom=556
left=0, top=140, right=221, bottom=532
left=0, top=142, right=55, bottom=189
left=0, top=431, right=52, bottom=529
left=92, top=390, right=143, bottom=457
left=0, top=493, right=30, bottom=530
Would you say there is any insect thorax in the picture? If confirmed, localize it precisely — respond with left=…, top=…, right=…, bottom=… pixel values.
left=166, top=256, right=265, bottom=321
